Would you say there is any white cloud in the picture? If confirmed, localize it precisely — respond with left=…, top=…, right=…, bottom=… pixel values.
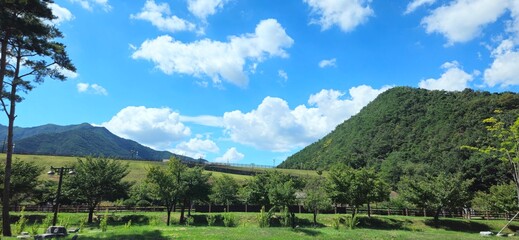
left=278, top=70, right=288, bottom=80
left=131, top=0, right=196, bottom=33
left=76, top=83, right=89, bottom=92
left=319, top=58, right=337, bottom=68
left=418, top=61, right=475, bottom=91
left=304, top=0, right=374, bottom=32
left=180, top=115, right=224, bottom=127
left=188, top=0, right=229, bottom=20
left=102, top=106, right=191, bottom=150
left=215, top=147, right=244, bottom=163
left=172, top=137, right=219, bottom=159
left=53, top=65, right=78, bottom=79
left=222, top=85, right=391, bottom=151
left=48, top=3, right=74, bottom=24
left=421, top=0, right=509, bottom=45
left=484, top=39, right=519, bottom=87
left=404, top=0, right=437, bottom=14
left=76, top=83, right=108, bottom=95
left=132, top=19, right=294, bottom=87
left=508, top=0, right=519, bottom=40
left=71, top=0, right=111, bottom=12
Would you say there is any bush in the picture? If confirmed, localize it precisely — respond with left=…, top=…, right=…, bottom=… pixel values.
left=100, top=209, right=109, bottom=232
left=223, top=213, right=237, bottom=227
left=185, top=216, right=194, bottom=226
left=124, top=219, right=132, bottom=229
left=332, top=217, right=341, bottom=230
left=206, top=214, right=218, bottom=226
left=257, top=206, right=269, bottom=228
left=344, top=215, right=359, bottom=230
left=14, top=207, right=28, bottom=235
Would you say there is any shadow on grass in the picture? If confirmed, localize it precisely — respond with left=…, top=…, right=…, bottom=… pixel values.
left=292, top=227, right=321, bottom=236
left=77, top=230, right=167, bottom=240
left=424, top=219, right=491, bottom=233
left=358, top=217, right=413, bottom=231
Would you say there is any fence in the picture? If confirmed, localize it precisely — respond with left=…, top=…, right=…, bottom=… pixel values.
left=13, top=204, right=519, bottom=220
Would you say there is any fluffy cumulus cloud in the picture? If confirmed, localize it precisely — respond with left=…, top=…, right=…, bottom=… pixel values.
left=215, top=147, right=245, bottom=163
left=421, top=0, right=509, bottom=45
left=484, top=39, right=519, bottom=87
left=404, top=0, right=437, bottom=14
left=76, top=83, right=108, bottom=95
left=131, top=0, right=196, bottom=33
left=102, top=106, right=191, bottom=149
left=418, top=61, right=476, bottom=91
left=132, top=19, right=294, bottom=87
left=48, top=3, right=74, bottom=24
left=188, top=0, right=228, bottom=20
left=319, top=58, right=337, bottom=68
left=71, top=0, right=111, bottom=12
left=222, top=85, right=391, bottom=151
left=172, top=137, right=219, bottom=159
left=304, top=0, right=374, bottom=32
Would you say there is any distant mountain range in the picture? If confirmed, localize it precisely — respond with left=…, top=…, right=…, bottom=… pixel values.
left=0, top=123, right=199, bottom=162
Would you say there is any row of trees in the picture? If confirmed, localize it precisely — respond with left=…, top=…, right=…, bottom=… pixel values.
left=1, top=0, right=76, bottom=236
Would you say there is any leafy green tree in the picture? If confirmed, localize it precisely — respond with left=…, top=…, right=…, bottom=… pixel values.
left=125, top=182, right=154, bottom=207
left=303, top=176, right=331, bottom=226
left=179, top=166, right=211, bottom=222
left=63, top=157, right=131, bottom=223
left=464, top=112, right=519, bottom=205
left=210, top=175, right=240, bottom=210
left=0, top=1, right=75, bottom=236
left=472, top=182, right=518, bottom=214
left=0, top=159, right=42, bottom=207
left=328, top=165, right=388, bottom=218
left=241, top=172, right=271, bottom=207
left=146, top=158, right=186, bottom=226
left=399, top=172, right=473, bottom=221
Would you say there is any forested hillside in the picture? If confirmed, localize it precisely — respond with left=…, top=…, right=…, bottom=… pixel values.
left=280, top=87, right=519, bottom=191
left=0, top=123, right=195, bottom=161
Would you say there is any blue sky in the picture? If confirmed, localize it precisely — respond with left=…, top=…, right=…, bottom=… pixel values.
left=4, top=0, right=519, bottom=165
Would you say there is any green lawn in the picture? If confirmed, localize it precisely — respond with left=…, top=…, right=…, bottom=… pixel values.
left=6, top=211, right=519, bottom=240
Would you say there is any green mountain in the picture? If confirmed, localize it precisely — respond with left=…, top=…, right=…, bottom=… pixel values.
left=280, top=87, right=519, bottom=190
left=0, top=123, right=198, bottom=162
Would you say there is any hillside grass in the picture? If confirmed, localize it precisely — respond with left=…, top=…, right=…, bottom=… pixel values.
left=7, top=211, right=519, bottom=239
left=4, top=154, right=317, bottom=183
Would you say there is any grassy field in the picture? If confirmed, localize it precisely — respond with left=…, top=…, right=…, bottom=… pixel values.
left=6, top=154, right=322, bottom=183
left=6, top=211, right=519, bottom=239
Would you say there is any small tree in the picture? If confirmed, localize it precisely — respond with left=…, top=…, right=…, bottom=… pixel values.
left=399, top=172, right=473, bottom=221
left=472, top=182, right=518, bottom=214
left=179, top=166, right=211, bottom=223
left=464, top=112, right=519, bottom=206
left=0, top=159, right=42, bottom=207
left=210, top=175, right=240, bottom=210
left=146, top=158, right=186, bottom=226
left=64, top=157, right=131, bottom=223
left=303, top=176, right=331, bottom=226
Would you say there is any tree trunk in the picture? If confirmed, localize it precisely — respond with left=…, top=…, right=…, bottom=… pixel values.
left=179, top=198, right=187, bottom=224
left=367, top=202, right=371, bottom=218
left=351, top=207, right=356, bottom=219
left=313, top=209, right=317, bottom=227
left=2, top=80, right=17, bottom=236
left=434, top=207, right=441, bottom=221
left=188, top=200, right=192, bottom=217
left=166, top=206, right=172, bottom=226
left=88, top=206, right=95, bottom=223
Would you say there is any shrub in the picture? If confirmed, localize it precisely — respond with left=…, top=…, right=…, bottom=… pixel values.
left=185, top=216, right=194, bottom=226
left=223, top=213, right=237, bottom=227
left=332, top=217, right=341, bottom=230
left=206, top=214, right=217, bottom=226
left=14, top=207, right=28, bottom=235
left=257, top=206, right=269, bottom=228
left=100, top=209, right=109, bottom=232
left=344, top=215, right=359, bottom=230
left=124, top=219, right=132, bottom=229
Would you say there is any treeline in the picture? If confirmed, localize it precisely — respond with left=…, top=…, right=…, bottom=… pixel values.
left=4, top=155, right=519, bottom=228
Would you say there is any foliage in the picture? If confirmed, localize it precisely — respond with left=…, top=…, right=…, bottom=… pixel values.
left=124, top=219, right=132, bottom=229
left=399, top=172, right=473, bottom=220
left=328, top=165, right=389, bottom=218
left=63, top=156, right=131, bottom=223
left=344, top=214, right=359, bottom=230
left=13, top=207, right=27, bottom=235
left=331, top=216, right=340, bottom=230
left=464, top=112, right=519, bottom=204
left=223, top=212, right=237, bottom=227
left=281, top=88, right=518, bottom=193
left=185, top=216, right=194, bottom=226
left=0, top=159, right=42, bottom=205
left=303, top=176, right=331, bottom=226
left=472, top=182, right=518, bottom=213
left=210, top=175, right=240, bottom=206
left=100, top=209, right=109, bottom=232
left=206, top=214, right=217, bottom=226
left=257, top=206, right=269, bottom=228
left=242, top=170, right=299, bottom=211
